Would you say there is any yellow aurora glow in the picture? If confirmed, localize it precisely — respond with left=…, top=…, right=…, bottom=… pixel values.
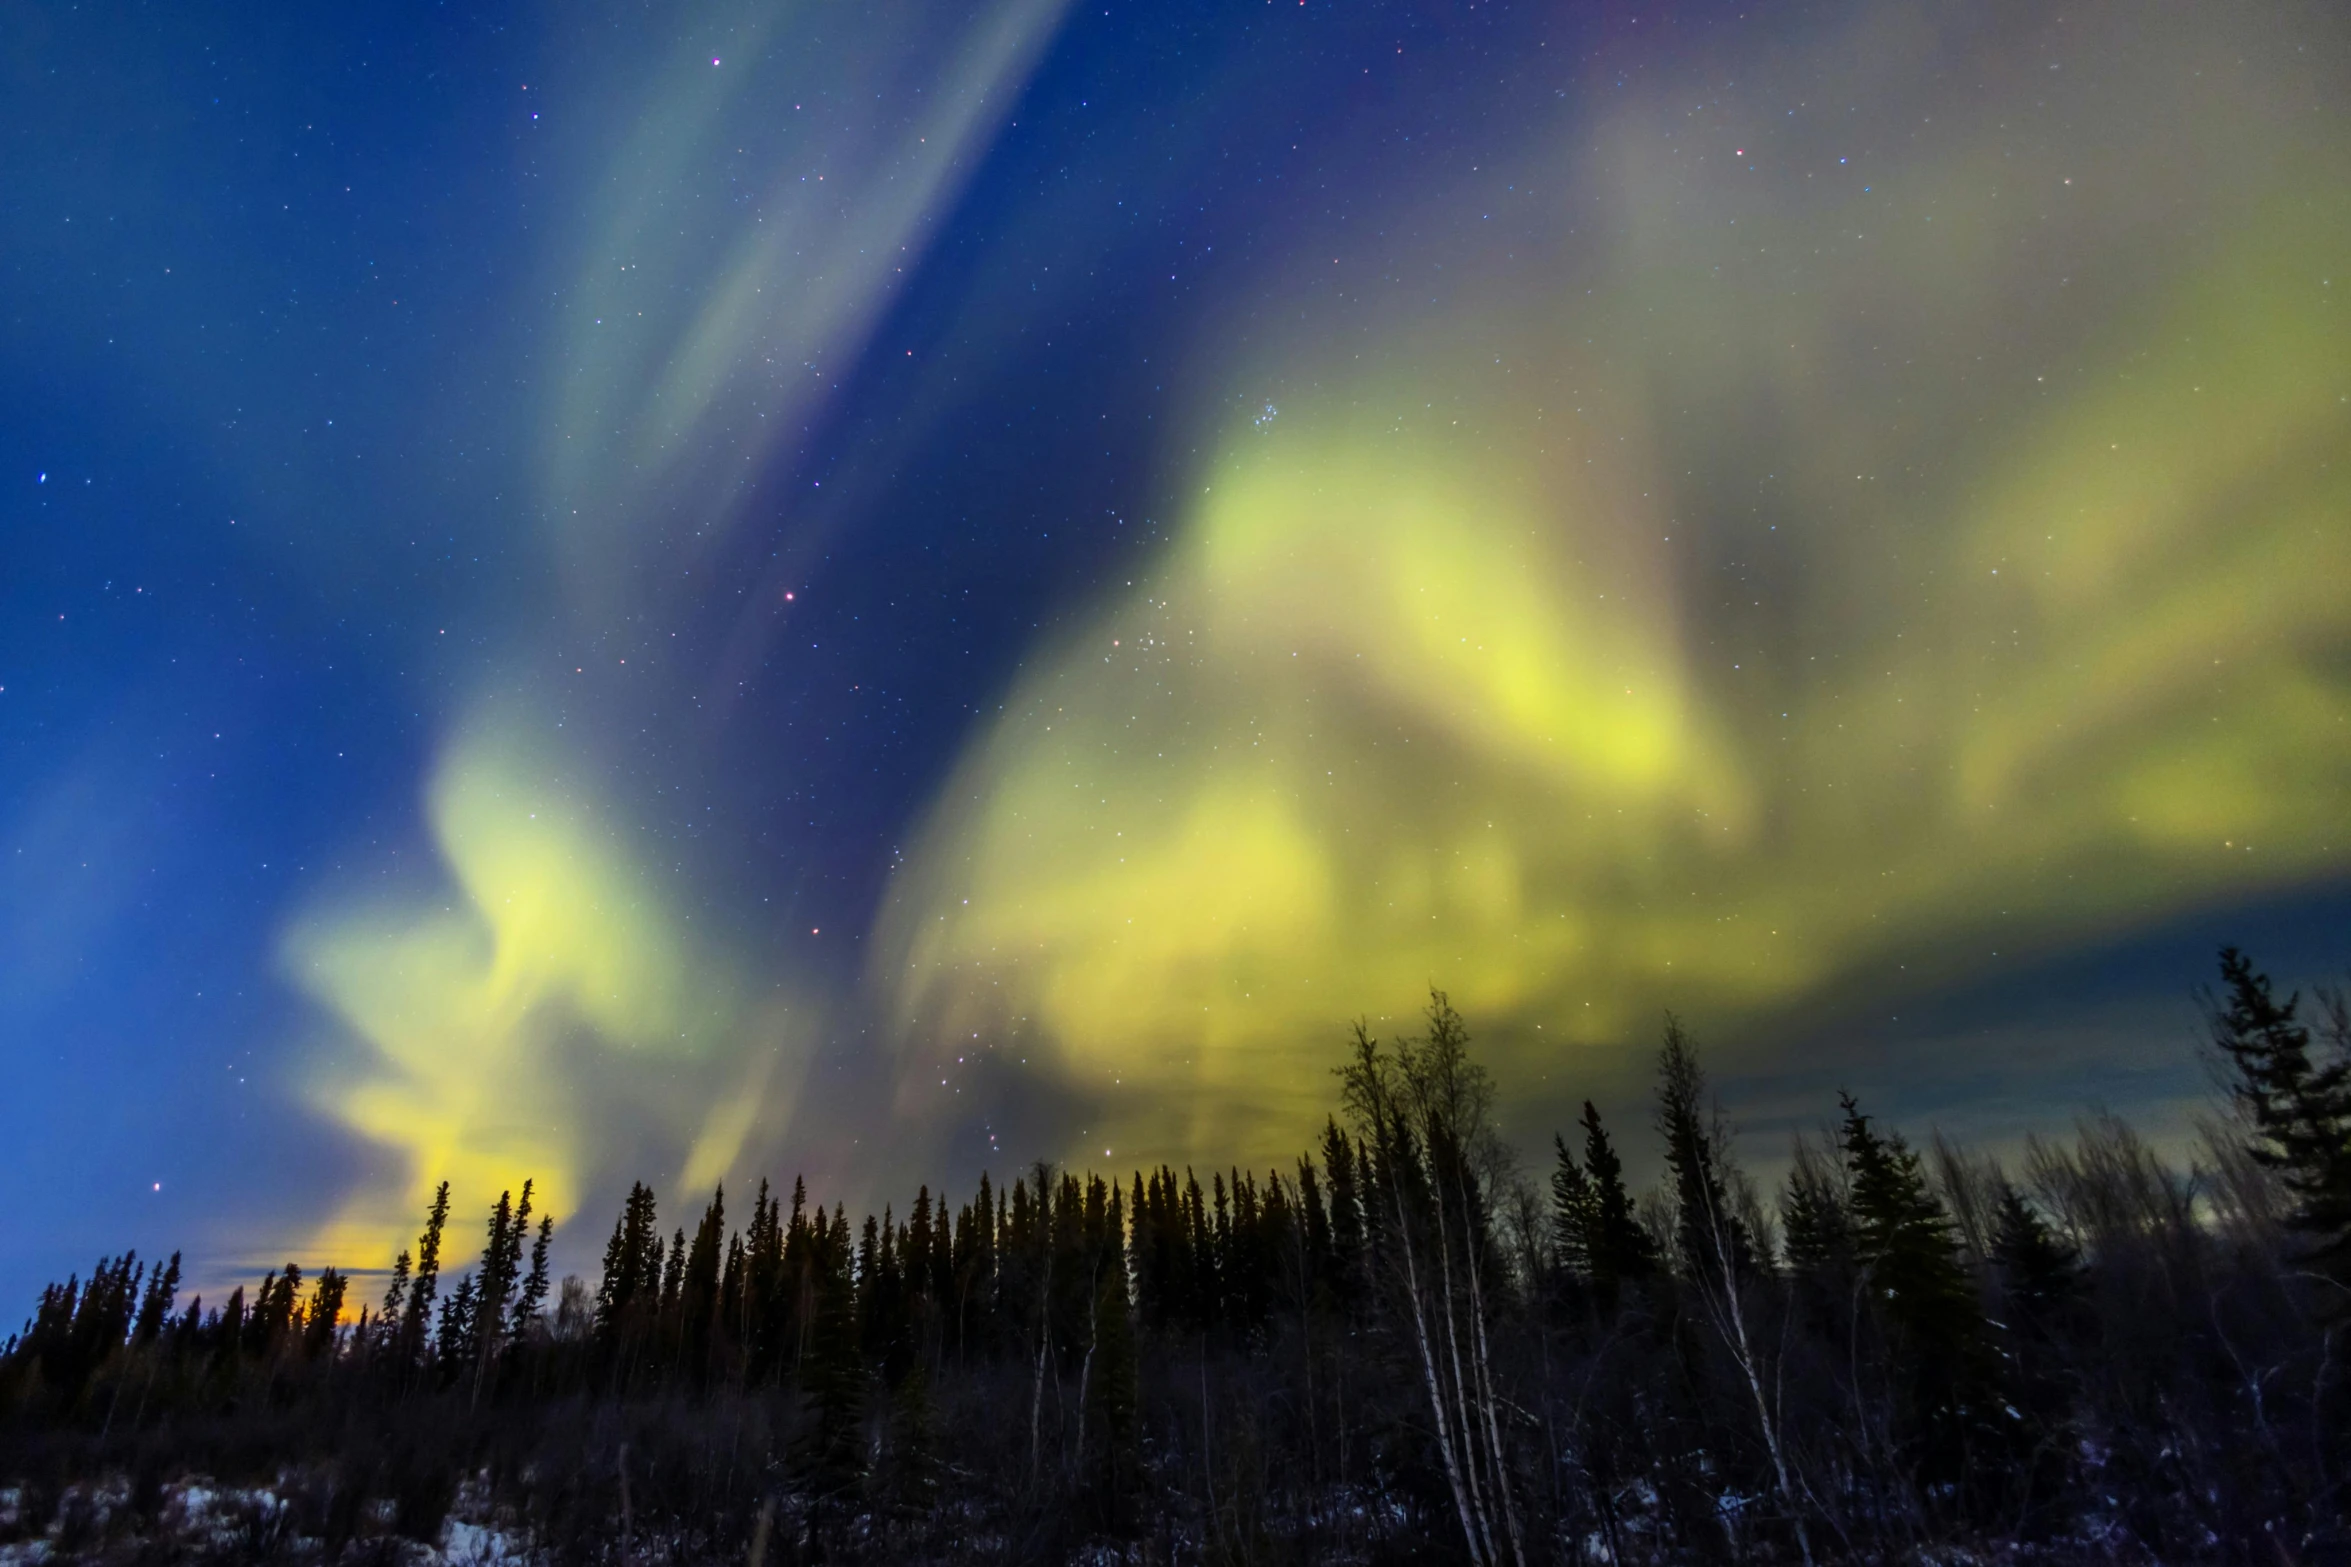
left=275, top=0, right=1065, bottom=1262
left=880, top=6, right=2351, bottom=1165
left=283, top=724, right=757, bottom=1260
left=270, top=0, right=2349, bottom=1251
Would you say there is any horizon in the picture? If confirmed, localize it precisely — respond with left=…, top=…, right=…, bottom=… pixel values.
left=24, top=952, right=2303, bottom=1319
left=5, top=0, right=2348, bottom=1316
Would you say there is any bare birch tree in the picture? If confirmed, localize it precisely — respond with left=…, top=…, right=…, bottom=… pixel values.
left=1657, top=1018, right=1817, bottom=1567
left=1339, top=995, right=1529, bottom=1567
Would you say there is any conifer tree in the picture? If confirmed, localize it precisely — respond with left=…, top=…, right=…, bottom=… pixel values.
left=1987, top=1180, right=2080, bottom=1487
left=960, top=1171, right=995, bottom=1364
left=1177, top=1168, right=1210, bottom=1332
left=1550, top=1133, right=1597, bottom=1284
left=928, top=1189, right=954, bottom=1317
left=1296, top=1153, right=1335, bottom=1309
left=307, top=1268, right=346, bottom=1353
left=904, top=1186, right=937, bottom=1368
left=1088, top=1238, right=1141, bottom=1499
left=1989, top=1183, right=2079, bottom=1328
left=399, top=1182, right=451, bottom=1371
left=795, top=1204, right=865, bottom=1523
left=133, top=1252, right=180, bottom=1345
left=241, top=1273, right=273, bottom=1359
left=1656, top=1017, right=1754, bottom=1279
left=856, top=1211, right=885, bottom=1361
left=248, top=1263, right=301, bottom=1355
left=1654, top=1023, right=1812, bottom=1566
left=1126, top=1172, right=1156, bottom=1329
left=217, top=1286, right=246, bottom=1365
left=247, top=1269, right=277, bottom=1357
left=377, top=1249, right=411, bottom=1359
left=658, top=1227, right=686, bottom=1326
left=173, top=1294, right=204, bottom=1353
left=1839, top=1092, right=1991, bottom=1474
left=1320, top=1118, right=1365, bottom=1310
left=595, top=1182, right=661, bottom=1345
left=513, top=1215, right=554, bottom=1341
left=879, top=1362, right=942, bottom=1521
left=2209, top=947, right=2351, bottom=1298
left=471, top=1186, right=525, bottom=1394
left=22, top=1274, right=83, bottom=1390
left=61, top=1254, right=141, bottom=1388
left=1780, top=1135, right=1855, bottom=1288
left=28, top=1254, right=143, bottom=1397
left=680, top=1187, right=725, bottom=1379
left=436, top=1275, right=475, bottom=1380
left=1209, top=1171, right=1234, bottom=1334
left=740, top=1179, right=783, bottom=1371
left=1577, top=1101, right=1658, bottom=1299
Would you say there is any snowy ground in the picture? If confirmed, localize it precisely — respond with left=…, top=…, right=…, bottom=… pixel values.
left=0, top=1477, right=534, bottom=1565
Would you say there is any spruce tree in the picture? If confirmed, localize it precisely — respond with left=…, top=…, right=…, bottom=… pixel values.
left=435, top=1276, right=467, bottom=1378
left=1989, top=1182, right=2080, bottom=1349
left=1839, top=1092, right=1990, bottom=1473
left=1578, top=1101, right=1657, bottom=1296
left=796, top=1205, right=866, bottom=1522
left=1127, top=1172, right=1159, bottom=1331
left=302, top=1268, right=345, bottom=1358
left=1987, top=1180, right=2080, bottom=1484
left=216, top=1286, right=246, bottom=1365
left=1550, top=1132, right=1597, bottom=1285
left=1181, top=1169, right=1211, bottom=1332
left=471, top=1188, right=521, bottom=1389
left=879, top=1362, right=942, bottom=1521
left=903, top=1186, right=936, bottom=1361
left=658, top=1227, right=687, bottom=1324
left=1088, top=1248, right=1141, bottom=1501
left=376, top=1249, right=411, bottom=1362
left=133, top=1252, right=180, bottom=1345
left=680, top=1187, right=725, bottom=1378
left=742, top=1179, right=783, bottom=1374
left=247, top=1269, right=277, bottom=1357
left=2209, top=947, right=2351, bottom=1299
left=1209, top=1171, right=1234, bottom=1334
left=595, top=1182, right=659, bottom=1340
left=248, top=1263, right=300, bottom=1356
left=1320, top=1118, right=1365, bottom=1311
left=23, top=1274, right=83, bottom=1389
left=856, top=1211, right=885, bottom=1362
left=1355, top=1139, right=1382, bottom=1274
left=513, top=1215, right=554, bottom=1341
left=1296, top=1154, right=1335, bottom=1311
left=400, top=1182, right=451, bottom=1371
left=1780, top=1137, right=1855, bottom=1288
left=1655, top=1021, right=1753, bottom=1279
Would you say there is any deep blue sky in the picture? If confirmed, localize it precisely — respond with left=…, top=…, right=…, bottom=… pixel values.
left=4, top=0, right=2346, bottom=1308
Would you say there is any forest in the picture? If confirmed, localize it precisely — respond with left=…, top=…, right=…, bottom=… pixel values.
left=2, top=947, right=2347, bottom=1564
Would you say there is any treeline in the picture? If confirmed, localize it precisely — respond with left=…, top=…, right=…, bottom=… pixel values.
left=2, top=948, right=2347, bottom=1563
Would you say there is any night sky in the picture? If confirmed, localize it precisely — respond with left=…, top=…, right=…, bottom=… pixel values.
left=4, top=0, right=2347, bottom=1302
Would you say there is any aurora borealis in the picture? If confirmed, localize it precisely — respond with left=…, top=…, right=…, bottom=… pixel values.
left=3, top=0, right=2346, bottom=1299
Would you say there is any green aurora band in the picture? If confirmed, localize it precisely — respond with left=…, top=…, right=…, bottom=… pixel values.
left=265, top=0, right=2348, bottom=1262
left=879, top=1, right=2351, bottom=1167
